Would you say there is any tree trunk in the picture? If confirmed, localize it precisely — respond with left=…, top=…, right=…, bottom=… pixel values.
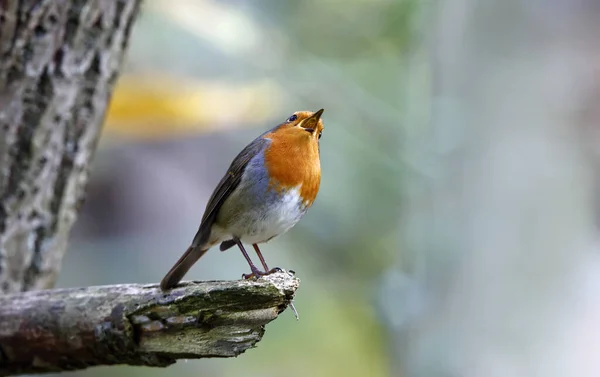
left=0, top=0, right=141, bottom=293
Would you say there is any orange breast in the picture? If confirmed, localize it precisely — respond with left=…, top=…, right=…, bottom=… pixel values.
left=263, top=128, right=321, bottom=206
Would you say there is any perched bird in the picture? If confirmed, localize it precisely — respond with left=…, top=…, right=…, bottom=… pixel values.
left=160, top=109, right=325, bottom=290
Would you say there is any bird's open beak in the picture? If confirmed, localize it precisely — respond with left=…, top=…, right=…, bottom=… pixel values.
left=301, top=109, right=324, bottom=135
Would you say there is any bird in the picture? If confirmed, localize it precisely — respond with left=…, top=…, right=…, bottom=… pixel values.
left=160, top=109, right=325, bottom=291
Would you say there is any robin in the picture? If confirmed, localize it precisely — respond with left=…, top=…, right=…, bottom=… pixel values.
left=160, top=109, right=325, bottom=290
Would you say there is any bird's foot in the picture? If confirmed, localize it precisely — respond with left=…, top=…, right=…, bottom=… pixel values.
left=242, top=267, right=282, bottom=280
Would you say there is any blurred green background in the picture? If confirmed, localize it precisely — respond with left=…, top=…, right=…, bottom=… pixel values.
left=54, top=1, right=421, bottom=376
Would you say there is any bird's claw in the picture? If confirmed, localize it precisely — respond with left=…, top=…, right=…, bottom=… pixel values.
left=241, top=272, right=257, bottom=280
left=241, top=267, right=283, bottom=280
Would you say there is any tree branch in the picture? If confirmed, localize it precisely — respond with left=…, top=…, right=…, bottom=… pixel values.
left=0, top=271, right=300, bottom=376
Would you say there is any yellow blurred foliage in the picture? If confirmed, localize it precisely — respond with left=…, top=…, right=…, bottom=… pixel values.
left=103, top=74, right=283, bottom=140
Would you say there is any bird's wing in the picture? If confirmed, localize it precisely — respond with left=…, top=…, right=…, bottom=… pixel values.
left=191, top=136, right=270, bottom=247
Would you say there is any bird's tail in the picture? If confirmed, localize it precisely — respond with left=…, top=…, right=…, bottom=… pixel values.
left=160, top=246, right=208, bottom=291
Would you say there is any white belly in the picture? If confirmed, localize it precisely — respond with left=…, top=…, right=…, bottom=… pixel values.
left=213, top=185, right=308, bottom=245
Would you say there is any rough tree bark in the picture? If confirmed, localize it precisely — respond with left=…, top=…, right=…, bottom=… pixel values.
left=0, top=272, right=300, bottom=376
left=0, top=0, right=141, bottom=293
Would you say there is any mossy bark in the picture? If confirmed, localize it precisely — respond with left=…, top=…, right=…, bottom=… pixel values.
left=0, top=271, right=300, bottom=375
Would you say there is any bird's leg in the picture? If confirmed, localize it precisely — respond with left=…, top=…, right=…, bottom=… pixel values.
left=234, top=239, right=262, bottom=279
left=252, top=244, right=269, bottom=271
left=237, top=241, right=281, bottom=279
left=252, top=243, right=282, bottom=275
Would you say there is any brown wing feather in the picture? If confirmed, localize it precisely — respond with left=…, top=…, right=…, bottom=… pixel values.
left=190, top=136, right=270, bottom=247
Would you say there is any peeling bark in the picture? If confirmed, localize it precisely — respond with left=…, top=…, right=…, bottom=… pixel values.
left=0, top=0, right=142, bottom=293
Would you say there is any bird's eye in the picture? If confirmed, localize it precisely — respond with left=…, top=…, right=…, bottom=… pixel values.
left=318, top=132, right=322, bottom=140
left=287, top=114, right=297, bottom=122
